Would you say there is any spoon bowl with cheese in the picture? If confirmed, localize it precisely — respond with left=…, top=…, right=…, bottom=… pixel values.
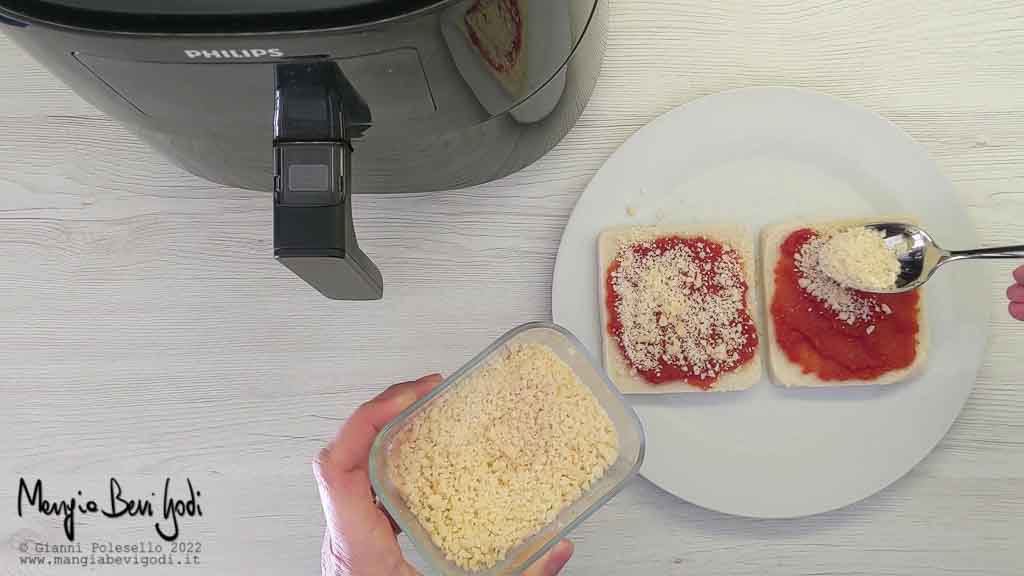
left=821, top=222, right=1024, bottom=293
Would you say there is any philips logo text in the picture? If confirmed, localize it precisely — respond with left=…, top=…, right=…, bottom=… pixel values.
left=184, top=48, right=283, bottom=59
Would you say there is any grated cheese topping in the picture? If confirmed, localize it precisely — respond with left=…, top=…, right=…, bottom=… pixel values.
left=819, top=226, right=901, bottom=291
left=610, top=234, right=755, bottom=381
left=794, top=229, right=894, bottom=325
left=390, top=342, right=618, bottom=571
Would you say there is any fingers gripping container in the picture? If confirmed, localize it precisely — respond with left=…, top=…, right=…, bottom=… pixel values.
left=369, top=322, right=645, bottom=575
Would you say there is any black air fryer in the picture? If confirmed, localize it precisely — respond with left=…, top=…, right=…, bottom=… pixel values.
left=0, top=0, right=607, bottom=299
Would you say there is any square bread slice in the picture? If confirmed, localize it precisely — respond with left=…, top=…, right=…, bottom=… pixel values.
left=598, top=224, right=762, bottom=394
left=760, top=218, right=929, bottom=388
left=458, top=0, right=529, bottom=97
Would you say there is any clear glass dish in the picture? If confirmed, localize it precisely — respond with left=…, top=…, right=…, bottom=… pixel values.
left=369, top=322, right=646, bottom=575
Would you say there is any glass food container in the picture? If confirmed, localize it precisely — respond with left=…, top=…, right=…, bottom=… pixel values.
left=369, top=322, right=646, bottom=575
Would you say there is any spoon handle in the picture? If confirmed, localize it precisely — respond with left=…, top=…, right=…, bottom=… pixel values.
left=947, top=245, right=1024, bottom=261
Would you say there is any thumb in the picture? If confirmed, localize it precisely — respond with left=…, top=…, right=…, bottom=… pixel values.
left=522, top=540, right=573, bottom=576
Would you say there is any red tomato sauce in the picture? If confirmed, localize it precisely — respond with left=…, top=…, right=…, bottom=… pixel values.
left=771, top=228, right=921, bottom=381
left=605, top=236, right=758, bottom=389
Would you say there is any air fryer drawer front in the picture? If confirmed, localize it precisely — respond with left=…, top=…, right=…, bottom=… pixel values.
left=75, top=49, right=437, bottom=138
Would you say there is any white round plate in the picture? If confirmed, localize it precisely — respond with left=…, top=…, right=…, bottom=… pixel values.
left=552, top=87, right=989, bottom=518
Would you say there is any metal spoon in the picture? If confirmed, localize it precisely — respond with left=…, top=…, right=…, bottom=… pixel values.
left=855, top=222, right=1024, bottom=293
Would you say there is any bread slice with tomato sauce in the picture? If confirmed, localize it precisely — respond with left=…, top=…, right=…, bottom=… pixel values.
left=598, top=224, right=762, bottom=394
left=760, top=218, right=929, bottom=388
left=459, top=0, right=528, bottom=97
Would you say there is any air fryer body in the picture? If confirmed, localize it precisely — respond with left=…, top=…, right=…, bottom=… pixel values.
left=0, top=0, right=607, bottom=297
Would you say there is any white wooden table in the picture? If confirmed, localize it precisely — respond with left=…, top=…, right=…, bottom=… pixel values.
left=2, top=2, right=1023, bottom=575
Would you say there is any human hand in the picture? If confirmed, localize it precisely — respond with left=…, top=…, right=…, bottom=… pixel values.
left=313, top=374, right=575, bottom=576
left=1007, top=266, right=1024, bottom=321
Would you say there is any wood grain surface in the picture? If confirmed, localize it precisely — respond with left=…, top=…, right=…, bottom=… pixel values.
left=2, top=1, right=1023, bottom=575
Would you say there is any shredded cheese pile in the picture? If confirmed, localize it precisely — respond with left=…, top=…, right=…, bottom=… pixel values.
left=611, top=236, right=752, bottom=380
left=391, top=343, right=618, bottom=571
left=794, top=230, right=894, bottom=326
left=819, top=226, right=901, bottom=291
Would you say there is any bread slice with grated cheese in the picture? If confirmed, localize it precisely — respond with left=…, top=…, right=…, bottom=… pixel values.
left=598, top=224, right=762, bottom=394
left=760, top=218, right=929, bottom=388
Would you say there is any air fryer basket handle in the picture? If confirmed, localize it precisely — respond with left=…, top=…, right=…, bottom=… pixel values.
left=272, top=61, right=381, bottom=300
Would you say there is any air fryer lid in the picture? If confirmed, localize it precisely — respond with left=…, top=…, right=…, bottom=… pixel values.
left=18, top=0, right=419, bottom=14
left=0, top=0, right=446, bottom=30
